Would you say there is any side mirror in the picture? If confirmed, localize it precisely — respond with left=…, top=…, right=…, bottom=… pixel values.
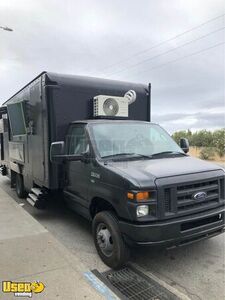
left=180, top=138, right=189, bottom=153
left=80, top=150, right=91, bottom=163
left=50, top=141, right=65, bottom=163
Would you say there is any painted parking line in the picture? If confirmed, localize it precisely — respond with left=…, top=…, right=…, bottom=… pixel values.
left=84, top=271, right=118, bottom=300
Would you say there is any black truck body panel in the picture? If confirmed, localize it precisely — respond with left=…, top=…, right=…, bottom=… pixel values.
left=0, top=72, right=150, bottom=190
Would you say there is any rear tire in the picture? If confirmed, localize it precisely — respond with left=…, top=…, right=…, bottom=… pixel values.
left=92, top=211, right=130, bottom=269
left=16, top=174, right=26, bottom=199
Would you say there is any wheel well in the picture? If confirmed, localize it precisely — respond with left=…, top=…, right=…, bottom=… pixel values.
left=90, top=197, right=117, bottom=219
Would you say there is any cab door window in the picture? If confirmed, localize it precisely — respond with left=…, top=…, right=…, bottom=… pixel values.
left=67, top=126, right=89, bottom=155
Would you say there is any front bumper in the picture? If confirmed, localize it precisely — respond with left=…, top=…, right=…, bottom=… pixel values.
left=119, top=206, right=225, bottom=247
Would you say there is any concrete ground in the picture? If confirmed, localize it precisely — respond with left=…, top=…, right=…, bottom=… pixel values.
left=0, top=184, right=107, bottom=300
left=0, top=174, right=224, bottom=300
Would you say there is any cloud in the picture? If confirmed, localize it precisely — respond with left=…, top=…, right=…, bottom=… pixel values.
left=0, top=0, right=224, bottom=133
left=153, top=109, right=225, bottom=133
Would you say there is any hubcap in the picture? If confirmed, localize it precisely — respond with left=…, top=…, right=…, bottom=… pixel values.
left=96, top=223, right=113, bottom=257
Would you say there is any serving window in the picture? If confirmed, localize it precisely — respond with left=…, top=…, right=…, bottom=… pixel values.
left=7, top=102, right=27, bottom=136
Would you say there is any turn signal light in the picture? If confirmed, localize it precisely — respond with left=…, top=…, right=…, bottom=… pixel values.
left=127, top=192, right=135, bottom=200
left=136, top=192, right=149, bottom=200
left=127, top=191, right=150, bottom=201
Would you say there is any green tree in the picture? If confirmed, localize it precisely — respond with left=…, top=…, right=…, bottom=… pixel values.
left=192, top=130, right=213, bottom=147
left=212, top=129, right=225, bottom=157
left=172, top=129, right=224, bottom=159
left=172, top=130, right=188, bottom=145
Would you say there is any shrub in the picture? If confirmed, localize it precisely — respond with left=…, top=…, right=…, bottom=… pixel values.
left=212, top=129, right=225, bottom=158
left=199, top=147, right=214, bottom=160
left=216, top=148, right=225, bottom=158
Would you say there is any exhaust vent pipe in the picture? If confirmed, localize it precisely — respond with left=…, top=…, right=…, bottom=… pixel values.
left=124, top=90, right=136, bottom=105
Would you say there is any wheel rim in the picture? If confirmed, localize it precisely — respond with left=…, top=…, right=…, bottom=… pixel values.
left=96, top=223, right=114, bottom=257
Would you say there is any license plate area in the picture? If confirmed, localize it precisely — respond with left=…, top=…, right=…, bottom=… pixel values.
left=181, top=214, right=223, bottom=231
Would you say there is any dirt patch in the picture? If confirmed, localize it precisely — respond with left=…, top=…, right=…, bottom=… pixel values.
left=189, top=147, right=225, bottom=166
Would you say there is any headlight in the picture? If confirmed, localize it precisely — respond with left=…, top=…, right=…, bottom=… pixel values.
left=136, top=205, right=149, bottom=217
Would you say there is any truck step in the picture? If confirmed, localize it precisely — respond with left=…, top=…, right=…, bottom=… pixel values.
left=28, top=193, right=38, bottom=202
left=26, top=190, right=47, bottom=209
left=26, top=196, right=36, bottom=207
left=0, top=166, right=7, bottom=176
left=31, top=188, right=43, bottom=196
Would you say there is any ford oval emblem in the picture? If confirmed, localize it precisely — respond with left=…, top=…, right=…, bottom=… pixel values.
left=193, top=191, right=207, bottom=200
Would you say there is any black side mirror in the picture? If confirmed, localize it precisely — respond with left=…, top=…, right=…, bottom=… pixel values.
left=80, top=150, right=91, bottom=163
left=180, top=138, right=189, bottom=153
left=50, top=141, right=65, bottom=163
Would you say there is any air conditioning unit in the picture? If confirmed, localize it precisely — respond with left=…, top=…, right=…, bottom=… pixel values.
left=93, top=90, right=136, bottom=118
left=93, top=96, right=128, bottom=118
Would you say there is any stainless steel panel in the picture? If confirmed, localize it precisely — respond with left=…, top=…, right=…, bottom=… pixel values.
left=9, top=142, right=25, bottom=163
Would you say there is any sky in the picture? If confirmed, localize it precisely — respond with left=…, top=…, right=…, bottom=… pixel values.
left=0, top=0, right=224, bottom=133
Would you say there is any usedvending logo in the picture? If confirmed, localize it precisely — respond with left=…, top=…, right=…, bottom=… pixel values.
left=2, top=281, right=45, bottom=298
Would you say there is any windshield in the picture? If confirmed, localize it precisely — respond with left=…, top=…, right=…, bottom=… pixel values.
left=90, top=122, right=183, bottom=159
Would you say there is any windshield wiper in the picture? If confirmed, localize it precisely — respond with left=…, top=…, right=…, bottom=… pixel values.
left=102, top=153, right=152, bottom=160
left=151, top=151, right=186, bottom=157
left=102, top=151, right=186, bottom=160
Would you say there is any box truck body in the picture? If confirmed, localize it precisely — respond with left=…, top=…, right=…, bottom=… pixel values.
left=0, top=72, right=150, bottom=191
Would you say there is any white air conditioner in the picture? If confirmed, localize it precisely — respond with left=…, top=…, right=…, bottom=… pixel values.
left=93, top=95, right=129, bottom=118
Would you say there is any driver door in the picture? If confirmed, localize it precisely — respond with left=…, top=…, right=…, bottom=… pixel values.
left=63, top=124, right=90, bottom=217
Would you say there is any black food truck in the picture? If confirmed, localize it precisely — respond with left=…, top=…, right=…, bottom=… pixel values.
left=0, top=72, right=224, bottom=268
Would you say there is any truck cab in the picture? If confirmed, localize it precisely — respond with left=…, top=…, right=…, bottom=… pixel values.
left=51, top=119, right=225, bottom=269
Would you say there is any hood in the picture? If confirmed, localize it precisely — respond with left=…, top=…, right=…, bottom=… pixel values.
left=108, top=156, right=223, bottom=188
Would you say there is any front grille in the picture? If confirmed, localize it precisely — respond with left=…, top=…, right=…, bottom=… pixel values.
left=164, top=188, right=171, bottom=212
left=163, top=177, right=224, bottom=216
left=177, top=179, right=219, bottom=212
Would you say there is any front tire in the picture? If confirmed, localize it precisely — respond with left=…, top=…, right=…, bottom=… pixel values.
left=92, top=211, right=130, bottom=269
left=16, top=174, right=26, bottom=198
